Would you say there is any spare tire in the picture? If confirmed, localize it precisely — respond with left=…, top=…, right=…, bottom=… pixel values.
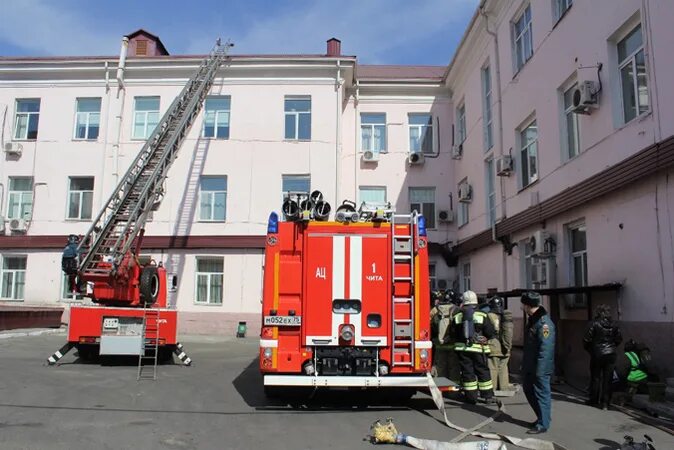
left=139, top=266, right=160, bottom=306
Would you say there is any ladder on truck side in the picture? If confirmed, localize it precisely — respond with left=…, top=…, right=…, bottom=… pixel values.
left=390, top=212, right=418, bottom=367
left=76, top=40, right=232, bottom=278
left=137, top=308, right=160, bottom=380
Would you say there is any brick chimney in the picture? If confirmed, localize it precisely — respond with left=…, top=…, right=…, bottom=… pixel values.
left=326, top=38, right=341, bottom=57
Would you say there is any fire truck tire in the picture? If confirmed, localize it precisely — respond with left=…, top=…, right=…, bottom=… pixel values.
left=75, top=344, right=99, bottom=362
left=139, top=266, right=160, bottom=305
left=264, top=385, right=283, bottom=398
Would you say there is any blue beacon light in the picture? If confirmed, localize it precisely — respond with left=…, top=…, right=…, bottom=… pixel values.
left=417, top=215, right=427, bottom=237
left=267, top=212, right=279, bottom=234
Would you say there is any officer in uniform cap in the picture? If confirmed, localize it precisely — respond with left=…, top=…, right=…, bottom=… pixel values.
left=521, top=291, right=555, bottom=434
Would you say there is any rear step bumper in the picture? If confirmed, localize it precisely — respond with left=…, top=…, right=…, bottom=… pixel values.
left=264, top=374, right=457, bottom=389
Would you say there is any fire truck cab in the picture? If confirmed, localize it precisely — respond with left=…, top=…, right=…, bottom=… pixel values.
left=260, top=196, right=433, bottom=393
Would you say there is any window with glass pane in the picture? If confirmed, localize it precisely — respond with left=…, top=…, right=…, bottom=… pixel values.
left=408, top=114, right=433, bottom=154
left=359, top=186, right=386, bottom=204
left=409, top=187, right=435, bottom=229
left=74, top=98, right=101, bottom=140
left=456, top=105, right=466, bottom=144
left=1, top=256, right=26, bottom=300
left=554, top=0, right=572, bottom=22
left=618, top=25, right=649, bottom=123
left=570, top=224, right=588, bottom=287
left=67, top=177, right=94, bottom=220
left=195, top=257, right=224, bottom=304
left=457, top=180, right=469, bottom=227
left=461, top=262, right=471, bottom=292
left=361, top=113, right=387, bottom=153
left=513, top=5, right=533, bottom=72
left=429, top=263, right=437, bottom=291
left=132, top=96, right=160, bottom=139
left=203, top=96, right=231, bottom=139
left=7, top=177, right=33, bottom=220
left=284, top=97, right=311, bottom=140
left=61, top=272, right=84, bottom=301
left=485, top=158, right=496, bottom=226
left=282, top=174, right=310, bottom=197
left=199, top=176, right=227, bottom=221
left=519, top=120, right=538, bottom=187
left=482, top=66, right=494, bottom=150
left=14, top=99, right=40, bottom=140
left=563, top=84, right=580, bottom=159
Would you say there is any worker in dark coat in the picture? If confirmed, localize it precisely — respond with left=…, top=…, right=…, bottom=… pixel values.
left=583, top=304, right=622, bottom=409
left=521, top=291, right=555, bottom=434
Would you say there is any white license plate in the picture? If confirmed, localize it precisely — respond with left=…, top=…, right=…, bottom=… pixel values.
left=263, top=316, right=301, bottom=326
left=103, top=317, right=119, bottom=329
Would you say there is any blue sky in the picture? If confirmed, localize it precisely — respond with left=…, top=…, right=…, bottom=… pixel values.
left=0, top=0, right=479, bottom=65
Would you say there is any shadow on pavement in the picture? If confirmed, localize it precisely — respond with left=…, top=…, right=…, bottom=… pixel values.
left=594, top=438, right=622, bottom=449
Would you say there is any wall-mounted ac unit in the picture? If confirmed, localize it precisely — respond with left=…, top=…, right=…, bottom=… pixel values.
left=530, top=258, right=556, bottom=289
left=572, top=80, right=598, bottom=114
left=438, top=210, right=454, bottom=223
left=528, top=230, right=554, bottom=256
left=458, top=183, right=472, bottom=203
left=451, top=143, right=463, bottom=160
left=408, top=152, right=425, bottom=165
left=362, top=149, right=379, bottom=162
left=4, top=142, right=23, bottom=156
left=0, top=215, right=5, bottom=233
left=496, top=155, right=513, bottom=176
left=8, top=218, right=27, bottom=233
left=437, top=279, right=450, bottom=290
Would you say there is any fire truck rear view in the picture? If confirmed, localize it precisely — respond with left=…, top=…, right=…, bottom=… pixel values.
left=260, top=191, right=432, bottom=393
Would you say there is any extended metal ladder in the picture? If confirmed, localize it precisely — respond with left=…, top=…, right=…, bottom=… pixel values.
left=137, top=308, right=160, bottom=380
left=77, top=40, right=232, bottom=278
left=390, top=212, right=418, bottom=367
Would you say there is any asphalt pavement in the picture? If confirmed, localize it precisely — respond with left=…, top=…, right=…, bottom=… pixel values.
left=0, top=333, right=672, bottom=450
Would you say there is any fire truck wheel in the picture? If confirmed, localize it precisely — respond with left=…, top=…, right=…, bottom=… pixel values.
left=263, top=385, right=282, bottom=398
left=139, top=266, right=160, bottom=305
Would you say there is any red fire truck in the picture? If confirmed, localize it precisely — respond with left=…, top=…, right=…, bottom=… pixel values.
left=259, top=196, right=433, bottom=394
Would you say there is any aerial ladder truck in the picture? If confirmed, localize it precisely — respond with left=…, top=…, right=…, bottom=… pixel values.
left=47, top=40, right=232, bottom=377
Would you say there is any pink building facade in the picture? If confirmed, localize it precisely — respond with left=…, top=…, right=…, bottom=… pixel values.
left=0, top=0, right=673, bottom=379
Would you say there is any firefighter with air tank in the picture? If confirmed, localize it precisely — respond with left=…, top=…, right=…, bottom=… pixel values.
left=430, top=289, right=461, bottom=384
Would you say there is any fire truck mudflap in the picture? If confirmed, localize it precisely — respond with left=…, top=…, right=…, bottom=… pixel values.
left=260, top=197, right=434, bottom=390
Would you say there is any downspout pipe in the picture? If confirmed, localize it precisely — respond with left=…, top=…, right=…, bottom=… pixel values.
left=116, top=37, right=129, bottom=88
left=335, top=60, right=343, bottom=207
left=112, top=37, right=129, bottom=186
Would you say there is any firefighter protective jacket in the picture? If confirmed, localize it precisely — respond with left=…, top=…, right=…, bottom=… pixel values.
left=451, top=307, right=496, bottom=353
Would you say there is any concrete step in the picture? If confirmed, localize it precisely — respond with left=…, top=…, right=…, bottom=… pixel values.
left=632, top=394, right=674, bottom=421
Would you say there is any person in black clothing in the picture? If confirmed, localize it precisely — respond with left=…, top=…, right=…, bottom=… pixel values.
left=583, top=304, right=622, bottom=409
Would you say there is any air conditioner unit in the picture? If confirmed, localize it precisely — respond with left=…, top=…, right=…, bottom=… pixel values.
left=408, top=152, right=425, bottom=165
left=4, top=142, right=23, bottom=156
left=458, top=183, right=472, bottom=203
left=0, top=216, right=5, bottom=233
left=451, top=144, right=463, bottom=160
left=530, top=261, right=546, bottom=284
left=438, top=210, right=454, bottom=223
left=528, top=230, right=554, bottom=256
left=437, top=279, right=449, bottom=290
left=8, top=218, right=27, bottom=233
left=362, top=149, right=379, bottom=162
left=496, top=155, right=513, bottom=176
left=572, top=80, right=598, bottom=114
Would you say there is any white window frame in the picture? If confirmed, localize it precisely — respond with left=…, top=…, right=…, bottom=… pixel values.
left=202, top=96, right=231, bottom=139
left=553, top=0, right=572, bottom=23
left=61, top=272, right=85, bottom=302
left=7, top=177, right=33, bottom=220
left=518, top=119, right=538, bottom=188
left=457, top=178, right=469, bottom=228
left=1, top=255, right=27, bottom=301
left=617, top=24, right=649, bottom=124
left=513, top=4, right=533, bottom=73
left=482, top=65, right=494, bottom=150
left=456, top=104, right=466, bottom=145
left=568, top=222, right=588, bottom=287
left=67, top=177, right=94, bottom=221
left=409, top=187, right=436, bottom=229
left=485, top=158, right=496, bottom=227
left=429, top=262, right=437, bottom=291
left=358, top=186, right=387, bottom=204
left=281, top=174, right=311, bottom=200
left=73, top=97, right=101, bottom=140
left=199, top=176, right=227, bottom=222
left=13, top=99, right=40, bottom=141
left=562, top=82, right=580, bottom=160
left=132, top=96, right=160, bottom=140
left=284, top=96, right=311, bottom=141
left=461, top=262, right=471, bottom=292
left=360, top=113, right=387, bottom=154
left=194, top=257, right=224, bottom=305
left=408, top=113, right=434, bottom=154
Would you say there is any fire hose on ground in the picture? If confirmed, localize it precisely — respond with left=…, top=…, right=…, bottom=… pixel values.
left=367, top=374, right=570, bottom=450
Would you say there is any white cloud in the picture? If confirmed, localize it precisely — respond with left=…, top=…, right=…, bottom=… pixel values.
left=0, top=0, right=120, bottom=56
left=186, top=0, right=479, bottom=63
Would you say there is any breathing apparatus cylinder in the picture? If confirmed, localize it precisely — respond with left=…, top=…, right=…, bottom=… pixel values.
left=314, top=200, right=331, bottom=221
left=282, top=199, right=300, bottom=221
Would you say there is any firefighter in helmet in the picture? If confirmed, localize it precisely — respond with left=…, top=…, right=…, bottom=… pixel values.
left=486, top=296, right=514, bottom=391
left=61, top=234, right=81, bottom=293
left=451, top=290, right=496, bottom=404
left=430, top=290, right=461, bottom=383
